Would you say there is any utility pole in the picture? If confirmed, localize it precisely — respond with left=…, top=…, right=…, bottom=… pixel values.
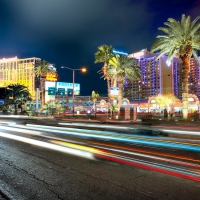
left=36, top=88, right=42, bottom=112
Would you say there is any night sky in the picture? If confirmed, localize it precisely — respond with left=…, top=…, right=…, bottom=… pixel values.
left=0, top=0, right=200, bottom=95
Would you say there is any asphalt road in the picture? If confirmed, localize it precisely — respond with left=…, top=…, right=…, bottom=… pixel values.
left=0, top=126, right=200, bottom=200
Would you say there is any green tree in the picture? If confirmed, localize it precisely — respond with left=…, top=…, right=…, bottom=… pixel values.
left=94, top=45, right=114, bottom=99
left=18, top=90, right=32, bottom=113
left=91, top=90, right=99, bottom=118
left=150, top=14, right=200, bottom=119
left=107, top=55, right=141, bottom=106
left=109, top=104, right=118, bottom=119
left=35, top=60, right=57, bottom=108
left=6, top=84, right=32, bottom=114
left=154, top=94, right=180, bottom=113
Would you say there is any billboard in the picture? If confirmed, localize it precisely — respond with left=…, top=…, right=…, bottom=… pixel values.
left=45, top=81, right=80, bottom=96
left=57, top=82, right=80, bottom=95
left=110, top=87, right=119, bottom=96
left=45, top=72, right=58, bottom=82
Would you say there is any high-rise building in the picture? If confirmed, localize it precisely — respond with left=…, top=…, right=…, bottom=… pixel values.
left=0, top=56, right=41, bottom=99
left=125, top=49, right=177, bottom=99
left=124, top=49, right=200, bottom=100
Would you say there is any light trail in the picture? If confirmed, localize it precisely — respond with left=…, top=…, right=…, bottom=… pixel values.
left=23, top=124, right=200, bottom=152
left=91, top=141, right=200, bottom=163
left=161, top=129, right=200, bottom=136
left=0, top=131, right=94, bottom=160
left=93, top=145, right=200, bottom=169
left=95, top=153, right=200, bottom=182
left=25, top=124, right=200, bottom=146
left=0, top=125, right=42, bottom=135
left=0, top=124, right=200, bottom=182
left=49, top=139, right=200, bottom=181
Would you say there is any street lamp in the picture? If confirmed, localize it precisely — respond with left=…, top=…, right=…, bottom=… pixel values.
left=61, top=66, right=87, bottom=116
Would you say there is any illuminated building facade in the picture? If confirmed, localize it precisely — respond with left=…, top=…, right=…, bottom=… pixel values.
left=0, top=56, right=40, bottom=99
left=124, top=49, right=200, bottom=100
left=125, top=49, right=175, bottom=99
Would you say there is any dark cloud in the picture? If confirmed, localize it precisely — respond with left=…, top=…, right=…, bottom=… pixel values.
left=0, top=0, right=200, bottom=95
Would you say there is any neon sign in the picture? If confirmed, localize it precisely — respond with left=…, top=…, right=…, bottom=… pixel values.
left=113, top=50, right=128, bottom=55
left=46, top=73, right=57, bottom=81
left=0, top=56, right=18, bottom=63
left=128, top=49, right=148, bottom=58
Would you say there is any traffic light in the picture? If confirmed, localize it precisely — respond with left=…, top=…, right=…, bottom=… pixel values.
left=57, top=88, right=65, bottom=96
left=67, top=88, right=73, bottom=97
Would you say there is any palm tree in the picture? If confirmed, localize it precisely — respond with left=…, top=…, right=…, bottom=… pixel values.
left=35, top=60, right=57, bottom=108
left=150, top=14, right=200, bottom=119
left=6, top=84, right=32, bottom=114
left=109, top=104, right=118, bottom=119
left=94, top=45, right=114, bottom=99
left=19, top=91, right=32, bottom=113
left=91, top=90, right=99, bottom=118
left=107, top=55, right=141, bottom=106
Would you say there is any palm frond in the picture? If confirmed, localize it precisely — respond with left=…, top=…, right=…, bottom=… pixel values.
left=151, top=14, right=200, bottom=62
left=191, top=16, right=200, bottom=29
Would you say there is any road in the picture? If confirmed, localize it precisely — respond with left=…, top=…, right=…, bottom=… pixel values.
left=0, top=121, right=200, bottom=199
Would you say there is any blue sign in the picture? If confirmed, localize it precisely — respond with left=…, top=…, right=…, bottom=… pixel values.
left=57, top=88, right=65, bottom=96
left=48, top=87, right=56, bottom=95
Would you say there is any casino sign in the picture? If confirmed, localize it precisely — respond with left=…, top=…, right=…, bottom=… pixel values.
left=45, top=72, right=58, bottom=82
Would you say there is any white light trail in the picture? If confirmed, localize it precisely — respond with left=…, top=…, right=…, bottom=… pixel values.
left=0, top=125, right=42, bottom=135
left=0, top=131, right=94, bottom=160
left=162, top=129, right=200, bottom=136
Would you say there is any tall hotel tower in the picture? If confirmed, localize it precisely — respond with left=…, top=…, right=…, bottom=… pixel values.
left=0, top=56, right=40, bottom=99
left=124, top=49, right=178, bottom=99
left=124, top=49, right=200, bottom=100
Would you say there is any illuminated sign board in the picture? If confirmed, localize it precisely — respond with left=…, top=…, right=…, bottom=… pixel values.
left=46, top=73, right=58, bottom=81
left=48, top=87, right=56, bottom=95
left=113, top=50, right=128, bottom=55
left=128, top=49, right=148, bottom=58
left=45, top=82, right=80, bottom=96
left=57, top=88, right=65, bottom=96
left=0, top=56, right=18, bottom=63
left=57, top=82, right=80, bottom=95
left=110, top=87, right=119, bottom=96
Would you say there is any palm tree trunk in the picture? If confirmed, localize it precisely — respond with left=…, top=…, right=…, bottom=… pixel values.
left=94, top=101, right=96, bottom=118
left=182, top=58, right=189, bottom=120
left=118, top=82, right=123, bottom=107
left=14, top=104, right=18, bottom=115
left=107, top=79, right=111, bottom=100
left=41, top=78, right=45, bottom=108
left=103, top=63, right=111, bottom=100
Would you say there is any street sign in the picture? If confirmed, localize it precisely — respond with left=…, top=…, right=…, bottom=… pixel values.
left=57, top=88, right=65, bottom=96
left=48, top=87, right=56, bottom=95
left=67, top=88, right=73, bottom=97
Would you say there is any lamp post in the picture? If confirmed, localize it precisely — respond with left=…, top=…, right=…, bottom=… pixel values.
left=61, top=66, right=86, bottom=116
